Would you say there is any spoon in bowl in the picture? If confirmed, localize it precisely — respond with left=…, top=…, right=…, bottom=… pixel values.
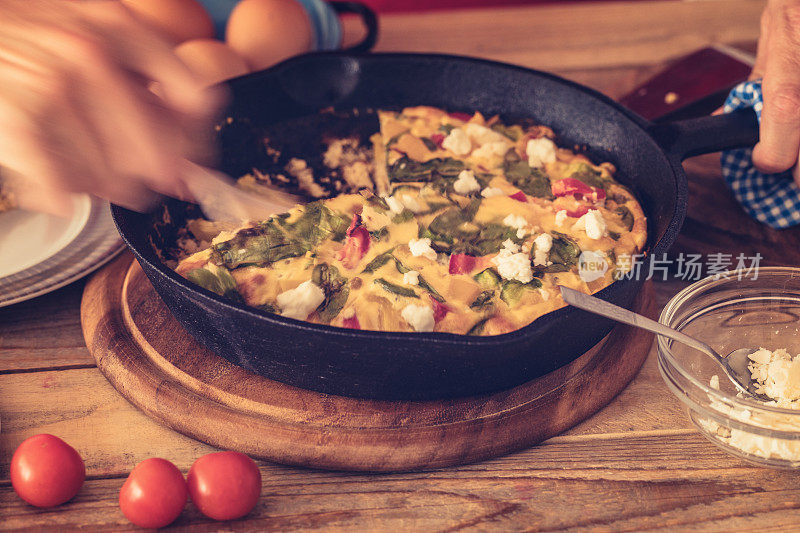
left=559, top=286, right=771, bottom=402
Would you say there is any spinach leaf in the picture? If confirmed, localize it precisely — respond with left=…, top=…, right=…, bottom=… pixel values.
left=388, top=156, right=465, bottom=183
left=470, top=290, right=495, bottom=309
left=362, top=249, right=395, bottom=273
left=417, top=225, right=453, bottom=253
left=439, top=124, right=455, bottom=134
left=616, top=206, right=634, bottom=231
left=385, top=130, right=407, bottom=147
left=419, top=277, right=445, bottom=302
left=500, top=279, right=543, bottom=307
left=211, top=221, right=307, bottom=268
left=544, top=232, right=581, bottom=272
left=364, top=193, right=390, bottom=211
left=467, top=316, right=491, bottom=336
left=392, top=256, right=446, bottom=302
left=187, top=267, right=243, bottom=303
left=455, top=223, right=518, bottom=256
left=421, top=137, right=438, bottom=151
left=427, top=197, right=483, bottom=240
left=428, top=208, right=467, bottom=238
left=312, top=263, right=349, bottom=322
left=213, top=202, right=353, bottom=268
left=374, top=278, right=419, bottom=298
left=257, top=302, right=276, bottom=313
left=502, top=149, right=553, bottom=199
left=474, top=268, right=501, bottom=288
left=391, top=210, right=415, bottom=224
left=289, top=201, right=350, bottom=244
left=569, top=163, right=608, bottom=190
left=491, top=123, right=521, bottom=141
left=370, top=227, right=389, bottom=241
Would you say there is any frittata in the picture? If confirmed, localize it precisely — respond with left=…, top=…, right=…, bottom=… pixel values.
left=176, top=107, right=646, bottom=335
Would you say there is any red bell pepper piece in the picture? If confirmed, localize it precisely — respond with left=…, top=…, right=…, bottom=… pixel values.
left=552, top=178, right=593, bottom=197
left=335, top=214, right=370, bottom=269
left=448, top=253, right=477, bottom=274
left=430, top=133, right=445, bottom=148
left=509, top=191, right=528, bottom=203
left=448, top=111, right=473, bottom=122
left=342, top=314, right=361, bottom=329
left=551, top=178, right=606, bottom=202
left=566, top=205, right=591, bottom=218
left=430, top=296, right=451, bottom=323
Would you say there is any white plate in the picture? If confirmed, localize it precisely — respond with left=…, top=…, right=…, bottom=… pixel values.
left=0, top=195, right=124, bottom=307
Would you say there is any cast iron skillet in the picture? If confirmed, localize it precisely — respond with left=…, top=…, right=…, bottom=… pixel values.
left=113, top=53, right=759, bottom=400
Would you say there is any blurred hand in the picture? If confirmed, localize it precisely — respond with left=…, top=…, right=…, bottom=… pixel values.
left=0, top=0, right=223, bottom=214
left=751, top=0, right=800, bottom=184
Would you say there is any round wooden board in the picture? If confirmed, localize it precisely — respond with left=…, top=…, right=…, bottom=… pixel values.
left=81, top=253, right=654, bottom=472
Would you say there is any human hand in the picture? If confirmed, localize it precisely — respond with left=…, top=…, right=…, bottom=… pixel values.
left=0, top=0, right=223, bottom=214
left=751, top=0, right=800, bottom=185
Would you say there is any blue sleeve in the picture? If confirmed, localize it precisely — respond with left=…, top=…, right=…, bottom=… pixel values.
left=196, top=0, right=238, bottom=39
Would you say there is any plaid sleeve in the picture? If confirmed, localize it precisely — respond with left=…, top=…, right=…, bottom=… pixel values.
left=720, top=80, right=800, bottom=229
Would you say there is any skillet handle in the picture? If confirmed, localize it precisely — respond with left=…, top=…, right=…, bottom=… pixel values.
left=330, top=1, right=379, bottom=53
left=649, top=107, right=759, bottom=160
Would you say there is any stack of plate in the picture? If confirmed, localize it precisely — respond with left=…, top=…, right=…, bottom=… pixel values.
left=0, top=195, right=124, bottom=307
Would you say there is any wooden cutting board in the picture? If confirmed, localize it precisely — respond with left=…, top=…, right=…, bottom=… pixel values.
left=81, top=253, right=654, bottom=472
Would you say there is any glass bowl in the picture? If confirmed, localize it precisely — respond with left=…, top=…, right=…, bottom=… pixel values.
left=658, top=267, right=800, bottom=468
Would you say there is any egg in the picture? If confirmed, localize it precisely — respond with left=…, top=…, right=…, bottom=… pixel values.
left=225, top=0, right=313, bottom=71
left=175, top=39, right=250, bottom=86
left=123, top=0, right=215, bottom=43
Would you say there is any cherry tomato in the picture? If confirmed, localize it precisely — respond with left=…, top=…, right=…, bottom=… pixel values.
left=10, top=434, right=85, bottom=508
left=187, top=451, right=261, bottom=521
left=119, top=458, right=188, bottom=528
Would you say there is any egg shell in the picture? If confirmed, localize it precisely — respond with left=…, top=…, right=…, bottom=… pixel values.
left=225, top=0, right=313, bottom=71
left=123, top=0, right=215, bottom=43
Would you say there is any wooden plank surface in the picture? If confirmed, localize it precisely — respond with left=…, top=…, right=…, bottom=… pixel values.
left=6, top=0, right=800, bottom=530
left=373, top=0, right=765, bottom=75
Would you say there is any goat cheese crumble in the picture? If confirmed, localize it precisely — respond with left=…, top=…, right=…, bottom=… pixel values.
left=463, top=123, right=508, bottom=145
left=532, top=233, right=553, bottom=266
left=385, top=195, right=404, bottom=214
left=748, top=348, right=800, bottom=402
left=492, top=239, right=534, bottom=283
left=472, top=141, right=512, bottom=159
left=385, top=193, right=423, bottom=214
left=453, top=170, right=480, bottom=195
left=573, top=209, right=607, bottom=240
left=399, top=193, right=423, bottom=213
left=554, top=209, right=568, bottom=227
left=702, top=347, right=800, bottom=462
left=408, top=238, right=438, bottom=261
left=401, top=304, right=435, bottom=332
left=441, top=127, right=471, bottom=156
left=503, top=213, right=528, bottom=230
left=526, top=137, right=557, bottom=168
left=276, top=280, right=325, bottom=320
left=481, top=186, right=505, bottom=198
left=403, top=270, right=420, bottom=286
left=503, top=213, right=529, bottom=239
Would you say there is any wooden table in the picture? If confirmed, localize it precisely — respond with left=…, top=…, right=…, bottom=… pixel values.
left=7, top=1, right=800, bottom=529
